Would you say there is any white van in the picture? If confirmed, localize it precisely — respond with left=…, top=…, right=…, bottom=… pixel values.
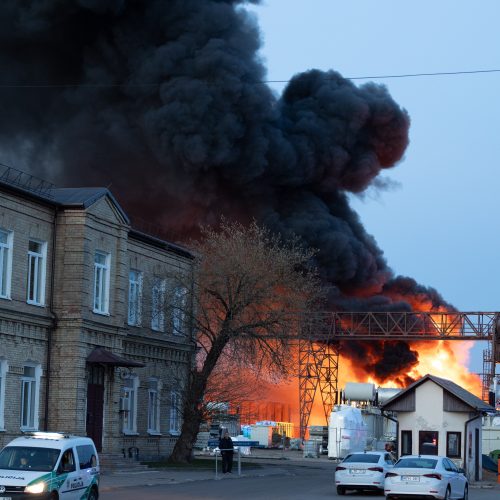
left=0, top=432, right=100, bottom=499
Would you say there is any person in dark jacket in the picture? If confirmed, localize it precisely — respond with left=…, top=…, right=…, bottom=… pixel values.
left=219, top=429, right=234, bottom=473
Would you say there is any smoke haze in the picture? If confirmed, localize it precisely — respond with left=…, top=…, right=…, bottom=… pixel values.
left=0, top=0, right=452, bottom=378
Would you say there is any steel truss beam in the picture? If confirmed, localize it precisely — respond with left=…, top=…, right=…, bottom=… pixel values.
left=298, top=311, right=500, bottom=439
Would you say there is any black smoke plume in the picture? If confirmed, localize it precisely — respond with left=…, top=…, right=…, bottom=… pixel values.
left=0, top=0, right=451, bottom=378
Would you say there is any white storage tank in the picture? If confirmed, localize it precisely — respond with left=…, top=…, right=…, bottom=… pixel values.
left=377, top=387, right=401, bottom=405
left=344, top=382, right=375, bottom=402
left=328, top=405, right=368, bottom=459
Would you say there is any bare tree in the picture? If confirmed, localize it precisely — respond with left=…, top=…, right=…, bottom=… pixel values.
left=169, top=220, right=324, bottom=463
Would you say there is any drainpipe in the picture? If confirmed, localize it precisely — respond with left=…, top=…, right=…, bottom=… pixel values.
left=463, top=413, right=481, bottom=479
left=43, top=206, right=59, bottom=431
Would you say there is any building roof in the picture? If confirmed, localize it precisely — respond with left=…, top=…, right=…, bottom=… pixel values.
left=381, top=373, right=495, bottom=413
left=51, top=187, right=130, bottom=224
left=0, top=171, right=193, bottom=258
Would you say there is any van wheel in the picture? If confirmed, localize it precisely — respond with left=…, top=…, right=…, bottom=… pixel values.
left=87, top=488, right=99, bottom=500
left=49, top=493, right=58, bottom=500
left=337, top=486, right=346, bottom=495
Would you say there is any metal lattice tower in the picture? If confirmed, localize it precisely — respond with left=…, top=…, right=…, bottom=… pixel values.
left=298, top=311, right=500, bottom=440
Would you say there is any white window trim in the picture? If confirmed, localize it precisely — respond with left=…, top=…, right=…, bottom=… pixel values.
left=169, top=390, right=182, bottom=435
left=122, top=375, right=139, bottom=435
left=147, top=378, right=161, bottom=435
left=27, top=240, right=47, bottom=306
left=93, top=251, right=111, bottom=315
left=151, top=278, right=166, bottom=332
left=0, top=230, right=13, bottom=300
left=20, top=363, right=41, bottom=432
left=128, top=270, right=143, bottom=326
left=0, top=359, right=8, bottom=430
left=172, top=286, right=188, bottom=336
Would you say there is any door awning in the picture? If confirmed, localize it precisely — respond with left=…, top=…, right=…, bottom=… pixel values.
left=86, top=347, right=144, bottom=367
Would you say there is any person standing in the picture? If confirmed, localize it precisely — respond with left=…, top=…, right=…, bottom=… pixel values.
left=219, top=429, right=234, bottom=473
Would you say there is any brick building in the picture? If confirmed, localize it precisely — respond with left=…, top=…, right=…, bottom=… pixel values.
left=0, top=171, right=195, bottom=460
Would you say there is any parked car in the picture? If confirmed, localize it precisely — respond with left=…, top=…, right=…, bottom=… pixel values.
left=384, top=455, right=468, bottom=500
left=335, top=450, right=395, bottom=495
left=0, top=431, right=100, bottom=499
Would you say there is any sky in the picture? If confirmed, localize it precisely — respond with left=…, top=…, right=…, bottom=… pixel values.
left=246, top=0, right=500, bottom=375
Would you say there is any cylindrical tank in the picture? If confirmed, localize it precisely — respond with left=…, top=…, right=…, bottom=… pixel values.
left=344, top=382, right=375, bottom=402
left=377, top=388, right=401, bottom=405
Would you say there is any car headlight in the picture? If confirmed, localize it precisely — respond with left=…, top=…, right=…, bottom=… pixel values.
left=25, top=481, right=47, bottom=494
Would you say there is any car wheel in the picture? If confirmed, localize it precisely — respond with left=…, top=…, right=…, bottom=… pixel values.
left=444, top=486, right=451, bottom=500
left=461, top=485, right=468, bottom=500
left=337, top=486, right=346, bottom=495
left=88, top=488, right=99, bottom=500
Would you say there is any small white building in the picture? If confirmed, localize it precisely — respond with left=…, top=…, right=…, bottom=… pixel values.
left=381, top=374, right=495, bottom=482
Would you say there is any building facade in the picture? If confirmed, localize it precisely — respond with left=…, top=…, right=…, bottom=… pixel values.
left=0, top=176, right=195, bottom=460
left=381, top=374, right=495, bottom=482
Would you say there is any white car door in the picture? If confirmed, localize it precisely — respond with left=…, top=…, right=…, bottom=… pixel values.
left=56, top=448, right=82, bottom=500
left=443, top=458, right=461, bottom=498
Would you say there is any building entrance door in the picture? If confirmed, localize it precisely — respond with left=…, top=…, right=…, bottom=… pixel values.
left=86, top=364, right=105, bottom=451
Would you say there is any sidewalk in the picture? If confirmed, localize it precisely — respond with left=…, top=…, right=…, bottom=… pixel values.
left=99, top=448, right=500, bottom=492
left=99, top=448, right=323, bottom=491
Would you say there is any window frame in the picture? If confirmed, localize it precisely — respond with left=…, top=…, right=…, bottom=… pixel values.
left=401, top=430, right=412, bottom=456
left=172, top=286, right=188, bottom=336
left=151, top=277, right=166, bottom=332
left=446, top=431, right=461, bottom=458
left=128, top=269, right=143, bottom=326
left=93, top=251, right=111, bottom=315
left=27, top=239, right=47, bottom=306
left=0, top=359, right=7, bottom=430
left=147, top=378, right=160, bottom=435
left=122, top=375, right=139, bottom=435
left=169, top=390, right=182, bottom=435
left=418, top=430, right=439, bottom=456
left=20, top=364, right=41, bottom=431
left=0, top=229, right=13, bottom=299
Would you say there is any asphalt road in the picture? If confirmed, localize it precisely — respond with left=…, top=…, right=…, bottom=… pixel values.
left=101, top=464, right=499, bottom=500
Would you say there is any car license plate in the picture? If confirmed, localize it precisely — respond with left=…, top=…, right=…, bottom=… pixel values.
left=0, top=496, right=12, bottom=500
left=349, top=469, right=365, bottom=474
left=401, top=475, right=419, bottom=481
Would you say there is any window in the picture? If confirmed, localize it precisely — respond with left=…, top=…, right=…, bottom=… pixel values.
left=151, top=278, right=166, bottom=332
left=401, top=430, right=412, bottom=456
left=21, top=364, right=41, bottom=431
left=27, top=240, right=47, bottom=306
left=122, top=376, right=138, bottom=434
left=128, top=270, right=143, bottom=326
left=0, top=230, right=13, bottom=299
left=0, top=360, right=7, bottom=430
left=419, top=430, right=439, bottom=456
left=446, top=432, right=461, bottom=458
left=76, top=444, right=97, bottom=469
left=147, top=378, right=160, bottom=434
left=59, top=449, right=76, bottom=473
left=169, top=390, right=182, bottom=435
left=93, top=251, right=110, bottom=314
left=171, top=286, right=188, bottom=336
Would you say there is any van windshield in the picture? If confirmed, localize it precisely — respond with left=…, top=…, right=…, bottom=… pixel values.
left=0, top=446, right=60, bottom=472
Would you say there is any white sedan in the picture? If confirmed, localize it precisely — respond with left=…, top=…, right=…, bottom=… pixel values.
left=335, top=450, right=395, bottom=495
left=384, top=455, right=468, bottom=500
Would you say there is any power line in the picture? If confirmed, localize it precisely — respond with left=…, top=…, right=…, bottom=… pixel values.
left=1, top=68, right=500, bottom=88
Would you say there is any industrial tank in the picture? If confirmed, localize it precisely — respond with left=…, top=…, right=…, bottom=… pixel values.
left=328, top=405, right=367, bottom=459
